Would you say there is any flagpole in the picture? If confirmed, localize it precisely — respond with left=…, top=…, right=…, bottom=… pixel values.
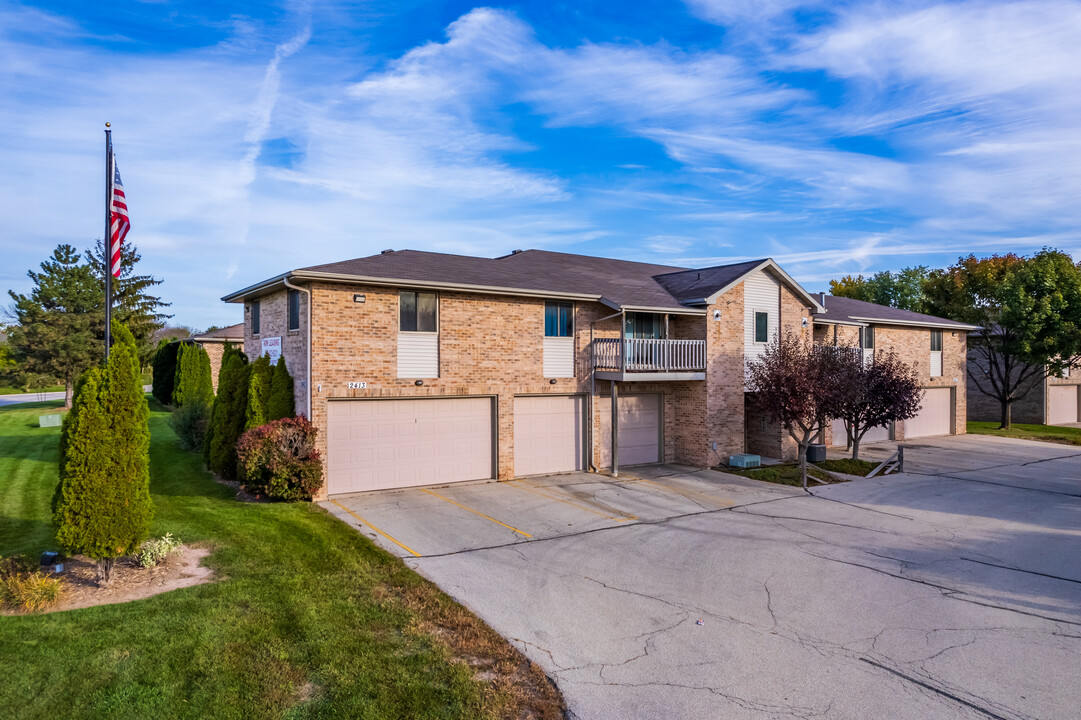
left=104, top=123, right=113, bottom=359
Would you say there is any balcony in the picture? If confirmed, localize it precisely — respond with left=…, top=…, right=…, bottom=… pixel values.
left=592, top=338, right=706, bottom=382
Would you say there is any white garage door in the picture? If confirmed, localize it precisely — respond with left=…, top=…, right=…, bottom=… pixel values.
left=598, top=394, right=661, bottom=467
left=327, top=397, right=493, bottom=495
left=1048, top=385, right=1079, bottom=425
left=905, top=388, right=953, bottom=439
left=830, top=417, right=889, bottom=447
left=514, top=395, right=585, bottom=477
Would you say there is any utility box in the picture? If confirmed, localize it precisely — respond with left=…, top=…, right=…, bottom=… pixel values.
left=729, top=454, right=761, bottom=469
left=806, top=444, right=827, bottom=463
left=39, top=414, right=61, bottom=428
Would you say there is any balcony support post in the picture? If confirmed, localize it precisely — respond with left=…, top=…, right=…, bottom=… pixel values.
left=611, top=380, right=619, bottom=478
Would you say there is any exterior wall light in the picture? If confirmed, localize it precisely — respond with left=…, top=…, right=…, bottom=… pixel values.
left=549, top=378, right=557, bottom=384
left=414, top=380, right=423, bottom=386
left=354, top=294, right=366, bottom=303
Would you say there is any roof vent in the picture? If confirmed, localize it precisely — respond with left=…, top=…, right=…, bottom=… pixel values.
left=381, top=249, right=394, bottom=254
left=511, top=249, right=523, bottom=254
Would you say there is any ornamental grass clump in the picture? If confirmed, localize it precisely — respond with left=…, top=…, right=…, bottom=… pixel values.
left=236, top=416, right=323, bottom=501
left=0, top=555, right=63, bottom=612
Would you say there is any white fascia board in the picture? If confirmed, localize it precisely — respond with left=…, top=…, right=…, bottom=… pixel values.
left=812, top=317, right=868, bottom=327
left=223, top=270, right=602, bottom=304
left=702, top=259, right=826, bottom=313
left=619, top=304, right=707, bottom=316
left=847, top=315, right=981, bottom=331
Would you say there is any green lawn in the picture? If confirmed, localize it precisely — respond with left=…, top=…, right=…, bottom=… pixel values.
left=968, top=421, right=1081, bottom=446
left=0, top=400, right=562, bottom=719
left=0, top=385, right=64, bottom=395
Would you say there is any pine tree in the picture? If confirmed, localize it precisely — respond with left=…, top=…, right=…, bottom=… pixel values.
left=151, top=340, right=179, bottom=405
left=246, top=354, right=273, bottom=429
left=205, top=343, right=249, bottom=479
left=7, top=244, right=103, bottom=408
left=54, top=320, right=153, bottom=585
left=87, top=239, right=172, bottom=368
left=267, top=357, right=295, bottom=420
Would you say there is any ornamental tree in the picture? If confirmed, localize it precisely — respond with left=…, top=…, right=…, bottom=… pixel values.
left=267, top=357, right=295, bottom=421
left=830, top=348, right=923, bottom=460
left=204, top=343, right=249, bottom=479
left=924, top=250, right=1081, bottom=428
left=150, top=338, right=178, bottom=404
left=746, top=332, right=845, bottom=488
left=245, top=353, right=273, bottom=430
left=173, top=342, right=213, bottom=407
left=53, top=320, right=153, bottom=585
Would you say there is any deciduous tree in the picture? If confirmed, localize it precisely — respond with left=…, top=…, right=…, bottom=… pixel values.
left=924, top=250, right=1081, bottom=428
left=747, top=332, right=844, bottom=488
left=829, top=348, right=923, bottom=459
left=829, top=266, right=930, bottom=312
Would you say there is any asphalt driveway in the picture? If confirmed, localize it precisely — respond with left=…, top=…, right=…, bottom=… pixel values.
left=322, top=435, right=1081, bottom=720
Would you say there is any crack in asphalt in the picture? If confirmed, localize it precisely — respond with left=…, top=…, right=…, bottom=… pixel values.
left=859, top=657, right=1030, bottom=720
left=960, top=557, right=1081, bottom=585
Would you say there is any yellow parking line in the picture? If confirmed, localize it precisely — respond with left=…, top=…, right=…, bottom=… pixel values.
left=624, top=476, right=735, bottom=508
left=330, top=499, right=421, bottom=557
left=509, top=480, right=638, bottom=522
left=421, top=489, right=533, bottom=537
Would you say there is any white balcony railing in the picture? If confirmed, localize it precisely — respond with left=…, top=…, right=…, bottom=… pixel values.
left=592, top=338, right=706, bottom=373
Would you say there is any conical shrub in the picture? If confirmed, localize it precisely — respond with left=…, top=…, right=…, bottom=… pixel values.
left=267, top=357, right=295, bottom=421
left=245, top=354, right=272, bottom=430
left=53, top=320, right=153, bottom=584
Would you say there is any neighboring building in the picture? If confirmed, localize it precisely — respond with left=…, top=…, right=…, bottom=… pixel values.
left=182, top=323, right=244, bottom=392
left=222, top=249, right=966, bottom=500
left=811, top=294, right=978, bottom=449
left=967, top=355, right=1081, bottom=426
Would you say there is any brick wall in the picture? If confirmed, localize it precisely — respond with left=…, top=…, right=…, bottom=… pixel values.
left=966, top=352, right=1044, bottom=423
left=744, top=285, right=813, bottom=460
left=244, top=289, right=309, bottom=417
left=876, top=326, right=966, bottom=440
left=197, top=341, right=228, bottom=393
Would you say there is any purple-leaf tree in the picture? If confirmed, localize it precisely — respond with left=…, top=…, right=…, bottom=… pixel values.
left=830, top=348, right=923, bottom=460
left=747, top=332, right=844, bottom=489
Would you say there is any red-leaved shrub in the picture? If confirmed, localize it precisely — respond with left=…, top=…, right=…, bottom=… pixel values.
left=236, top=416, right=323, bottom=501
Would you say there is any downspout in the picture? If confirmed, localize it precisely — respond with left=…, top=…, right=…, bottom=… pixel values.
left=282, top=276, right=312, bottom=420
left=589, top=309, right=624, bottom=473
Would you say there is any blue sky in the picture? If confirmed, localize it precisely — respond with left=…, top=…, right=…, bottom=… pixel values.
left=2, top=0, right=1080, bottom=329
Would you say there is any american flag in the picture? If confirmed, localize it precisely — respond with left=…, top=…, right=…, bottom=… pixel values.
left=109, top=159, right=129, bottom=278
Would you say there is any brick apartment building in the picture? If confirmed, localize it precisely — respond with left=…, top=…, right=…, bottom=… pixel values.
left=222, top=249, right=973, bottom=500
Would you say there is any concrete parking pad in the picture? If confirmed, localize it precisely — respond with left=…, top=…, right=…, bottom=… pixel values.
left=324, top=438, right=1081, bottom=719
left=320, top=466, right=800, bottom=558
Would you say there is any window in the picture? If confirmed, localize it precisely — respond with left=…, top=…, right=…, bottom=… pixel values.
left=860, top=326, right=875, bottom=350
left=399, top=291, right=437, bottom=332
left=754, top=311, right=769, bottom=343
left=930, top=329, right=942, bottom=352
left=625, top=312, right=663, bottom=339
left=251, top=300, right=260, bottom=335
left=288, top=290, right=300, bottom=331
left=545, top=301, right=573, bottom=337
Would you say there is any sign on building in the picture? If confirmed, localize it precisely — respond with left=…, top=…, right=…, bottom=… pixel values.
left=261, top=336, right=282, bottom=365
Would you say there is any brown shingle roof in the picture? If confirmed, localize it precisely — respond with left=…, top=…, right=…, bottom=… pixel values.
left=812, top=294, right=977, bottom=330
left=193, top=322, right=244, bottom=341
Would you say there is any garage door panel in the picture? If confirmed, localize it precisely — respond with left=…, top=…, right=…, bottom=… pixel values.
left=598, top=394, right=661, bottom=468
left=328, top=397, right=493, bottom=495
left=514, top=395, right=585, bottom=477
left=906, top=388, right=952, bottom=439
left=1048, top=386, right=1079, bottom=425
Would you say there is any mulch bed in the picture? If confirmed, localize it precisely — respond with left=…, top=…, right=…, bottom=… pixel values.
left=4, top=545, right=214, bottom=615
